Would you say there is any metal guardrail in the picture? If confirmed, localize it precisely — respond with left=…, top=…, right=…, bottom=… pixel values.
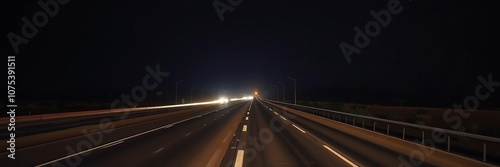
left=263, top=99, right=500, bottom=163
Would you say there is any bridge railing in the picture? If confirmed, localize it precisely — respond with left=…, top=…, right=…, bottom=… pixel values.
left=263, top=99, right=500, bottom=164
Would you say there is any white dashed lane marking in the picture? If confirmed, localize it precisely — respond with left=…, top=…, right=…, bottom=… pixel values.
left=154, top=148, right=164, bottom=154
left=242, top=125, right=247, bottom=132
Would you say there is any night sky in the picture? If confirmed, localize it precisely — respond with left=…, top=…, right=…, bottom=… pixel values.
left=2, top=0, right=499, bottom=108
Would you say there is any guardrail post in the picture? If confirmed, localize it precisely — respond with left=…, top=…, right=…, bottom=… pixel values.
left=345, top=116, right=347, bottom=123
left=387, top=124, right=390, bottom=135
left=483, top=142, right=486, bottom=162
left=373, top=122, right=376, bottom=131
left=338, top=115, right=341, bottom=121
left=352, top=118, right=355, bottom=126
left=362, top=120, right=364, bottom=128
left=421, top=131, right=425, bottom=144
left=403, top=128, right=405, bottom=140
left=447, top=135, right=450, bottom=152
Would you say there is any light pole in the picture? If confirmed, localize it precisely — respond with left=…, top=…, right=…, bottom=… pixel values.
left=175, top=80, right=183, bottom=104
left=273, top=85, right=279, bottom=101
left=191, top=83, right=198, bottom=103
left=201, top=85, right=209, bottom=101
left=277, top=82, right=285, bottom=102
left=211, top=87, right=217, bottom=99
left=287, top=77, right=296, bottom=104
left=270, top=86, right=275, bottom=100
left=218, top=89, right=223, bottom=96
left=267, top=89, right=271, bottom=99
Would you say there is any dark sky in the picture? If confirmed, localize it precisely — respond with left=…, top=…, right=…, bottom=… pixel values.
left=2, top=0, right=499, bottom=107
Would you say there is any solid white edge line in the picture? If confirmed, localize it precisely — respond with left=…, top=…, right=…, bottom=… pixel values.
left=323, top=145, right=358, bottom=167
left=234, top=150, right=244, bottom=167
left=35, top=139, right=124, bottom=167
left=100, top=140, right=123, bottom=149
left=162, top=124, right=173, bottom=129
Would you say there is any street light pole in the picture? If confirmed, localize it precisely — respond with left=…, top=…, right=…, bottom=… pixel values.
left=218, top=89, right=223, bottom=97
left=273, top=85, right=278, bottom=101
left=201, top=85, right=209, bottom=101
left=267, top=89, right=271, bottom=100
left=191, top=83, right=198, bottom=103
left=175, top=80, right=183, bottom=104
left=270, top=87, right=275, bottom=101
left=277, top=82, right=285, bottom=102
left=287, top=77, right=296, bottom=104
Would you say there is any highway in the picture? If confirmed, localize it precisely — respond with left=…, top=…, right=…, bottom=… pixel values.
left=1, top=98, right=496, bottom=167
left=254, top=99, right=411, bottom=166
left=0, top=101, right=247, bottom=167
left=75, top=102, right=248, bottom=167
left=0, top=105, right=211, bottom=138
left=227, top=97, right=357, bottom=167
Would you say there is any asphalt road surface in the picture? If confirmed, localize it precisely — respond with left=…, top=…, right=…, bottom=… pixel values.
left=2, top=98, right=485, bottom=166
left=0, top=101, right=247, bottom=167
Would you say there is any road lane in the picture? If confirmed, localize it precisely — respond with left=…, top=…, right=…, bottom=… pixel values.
left=243, top=100, right=306, bottom=166
left=261, top=99, right=431, bottom=167
left=4, top=97, right=476, bottom=167
left=0, top=104, right=218, bottom=139
left=73, top=101, right=249, bottom=167
left=232, top=98, right=357, bottom=167
left=0, top=101, right=247, bottom=167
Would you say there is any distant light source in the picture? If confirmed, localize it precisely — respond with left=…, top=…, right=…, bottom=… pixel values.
left=230, top=96, right=253, bottom=101
left=254, top=91, right=258, bottom=95
left=218, top=97, right=229, bottom=104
